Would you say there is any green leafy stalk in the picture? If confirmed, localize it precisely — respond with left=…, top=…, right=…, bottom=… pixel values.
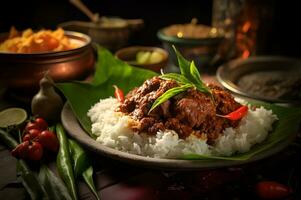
left=149, top=84, right=193, bottom=113
left=69, top=139, right=101, bottom=200
left=68, top=139, right=90, bottom=178
left=38, top=164, right=72, bottom=200
left=56, top=123, right=78, bottom=200
left=82, top=166, right=100, bottom=200
left=17, top=160, right=49, bottom=200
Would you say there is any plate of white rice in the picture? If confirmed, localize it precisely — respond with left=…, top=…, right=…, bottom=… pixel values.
left=61, top=97, right=296, bottom=170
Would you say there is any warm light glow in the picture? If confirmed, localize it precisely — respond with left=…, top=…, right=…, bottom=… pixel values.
left=177, top=32, right=183, bottom=38
left=242, top=50, right=250, bottom=59
left=211, top=28, right=217, bottom=34
left=242, top=21, right=251, bottom=33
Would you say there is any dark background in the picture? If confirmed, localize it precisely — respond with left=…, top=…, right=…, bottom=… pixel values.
left=0, top=0, right=300, bottom=58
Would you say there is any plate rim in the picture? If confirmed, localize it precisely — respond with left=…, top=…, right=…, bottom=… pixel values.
left=61, top=103, right=293, bottom=171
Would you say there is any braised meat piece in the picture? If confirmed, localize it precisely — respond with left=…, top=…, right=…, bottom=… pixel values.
left=119, top=76, right=178, bottom=118
left=118, top=76, right=242, bottom=144
left=209, top=84, right=241, bottom=114
left=174, top=89, right=215, bottom=127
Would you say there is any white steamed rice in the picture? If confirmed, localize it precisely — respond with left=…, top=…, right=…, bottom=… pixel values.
left=87, top=97, right=278, bottom=158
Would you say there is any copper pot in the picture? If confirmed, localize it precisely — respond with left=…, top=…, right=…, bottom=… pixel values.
left=0, top=31, right=95, bottom=95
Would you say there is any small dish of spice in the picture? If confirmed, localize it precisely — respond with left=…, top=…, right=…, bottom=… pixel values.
left=217, top=56, right=301, bottom=107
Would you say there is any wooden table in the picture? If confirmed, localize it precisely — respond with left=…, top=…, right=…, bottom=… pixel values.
left=1, top=75, right=301, bottom=200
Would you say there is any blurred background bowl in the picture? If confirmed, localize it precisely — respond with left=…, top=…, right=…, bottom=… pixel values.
left=216, top=56, right=301, bottom=107
left=0, top=31, right=95, bottom=96
left=157, top=23, right=224, bottom=73
left=59, top=18, right=144, bottom=51
left=115, top=46, right=168, bottom=72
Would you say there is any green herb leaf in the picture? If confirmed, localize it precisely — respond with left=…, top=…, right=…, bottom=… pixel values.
left=38, top=164, right=72, bottom=200
left=56, top=124, right=78, bottom=200
left=82, top=166, right=100, bottom=200
left=68, top=139, right=101, bottom=200
left=68, top=139, right=90, bottom=178
left=17, top=160, right=48, bottom=200
left=148, top=84, right=193, bottom=113
left=172, top=45, right=192, bottom=80
left=160, top=73, right=191, bottom=85
left=189, top=61, right=211, bottom=94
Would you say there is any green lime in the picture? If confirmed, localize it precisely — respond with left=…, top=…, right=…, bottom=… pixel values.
left=0, top=107, right=27, bottom=128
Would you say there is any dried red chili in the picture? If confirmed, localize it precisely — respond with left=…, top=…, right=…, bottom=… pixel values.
left=113, top=85, right=124, bottom=102
left=216, top=105, right=248, bottom=121
left=256, top=181, right=292, bottom=199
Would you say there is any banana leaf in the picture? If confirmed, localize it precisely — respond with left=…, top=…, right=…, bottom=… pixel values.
left=56, top=47, right=301, bottom=160
left=56, top=47, right=157, bottom=138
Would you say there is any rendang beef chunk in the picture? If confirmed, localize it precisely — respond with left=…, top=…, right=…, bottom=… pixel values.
left=118, top=76, right=242, bottom=144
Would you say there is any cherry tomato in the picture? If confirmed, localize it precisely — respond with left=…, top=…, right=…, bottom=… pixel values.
left=256, top=181, right=292, bottom=199
left=25, top=122, right=42, bottom=132
left=11, top=141, right=30, bottom=159
left=29, top=129, right=41, bottom=139
left=27, top=142, right=43, bottom=160
left=11, top=147, right=19, bottom=157
left=22, top=134, right=31, bottom=142
left=37, top=130, right=59, bottom=152
left=34, top=118, right=48, bottom=130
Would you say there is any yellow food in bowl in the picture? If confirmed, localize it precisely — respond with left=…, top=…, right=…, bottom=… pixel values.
left=0, top=27, right=79, bottom=53
left=136, top=51, right=164, bottom=64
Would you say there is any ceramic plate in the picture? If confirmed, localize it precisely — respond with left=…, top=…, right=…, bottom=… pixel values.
left=61, top=103, right=293, bottom=171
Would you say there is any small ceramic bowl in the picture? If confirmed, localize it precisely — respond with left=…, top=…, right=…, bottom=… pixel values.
left=157, top=23, right=224, bottom=72
left=115, top=46, right=169, bottom=72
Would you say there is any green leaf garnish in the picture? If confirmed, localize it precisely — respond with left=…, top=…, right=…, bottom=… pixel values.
left=148, top=84, right=193, bottom=113
left=150, top=46, right=211, bottom=111
left=160, top=73, right=191, bottom=85
left=172, top=45, right=192, bottom=80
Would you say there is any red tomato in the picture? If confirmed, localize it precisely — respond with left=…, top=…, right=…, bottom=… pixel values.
left=37, top=130, right=59, bottom=152
left=28, top=129, right=41, bottom=139
left=22, top=134, right=31, bottom=142
left=256, top=181, right=292, bottom=199
left=25, top=122, right=42, bottom=132
left=27, top=142, right=43, bottom=160
left=11, top=141, right=30, bottom=159
left=34, top=118, right=48, bottom=130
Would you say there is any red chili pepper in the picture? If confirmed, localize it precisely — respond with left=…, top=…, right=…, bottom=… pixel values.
left=216, top=105, right=248, bottom=121
left=113, top=85, right=124, bottom=102
left=256, top=181, right=293, bottom=199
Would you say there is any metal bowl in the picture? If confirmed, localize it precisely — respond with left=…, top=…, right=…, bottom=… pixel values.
left=216, top=56, right=301, bottom=107
left=0, top=31, right=95, bottom=95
